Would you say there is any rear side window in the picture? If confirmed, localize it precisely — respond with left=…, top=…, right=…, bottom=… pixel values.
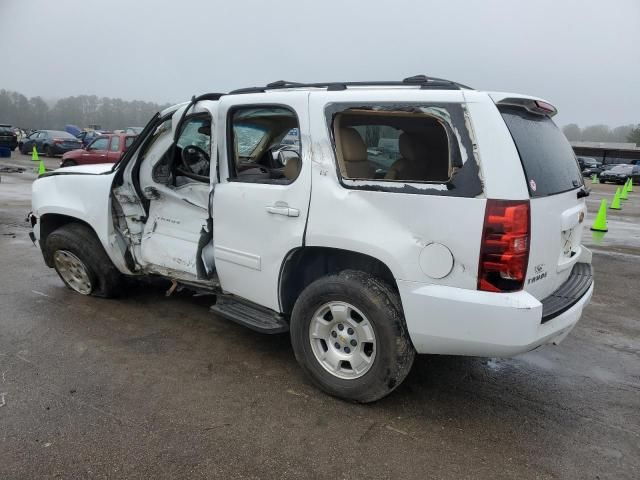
left=325, top=102, right=482, bottom=198
left=500, top=106, right=582, bottom=197
left=333, top=111, right=451, bottom=182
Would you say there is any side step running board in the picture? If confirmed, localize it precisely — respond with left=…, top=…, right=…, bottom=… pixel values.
left=210, top=298, right=289, bottom=334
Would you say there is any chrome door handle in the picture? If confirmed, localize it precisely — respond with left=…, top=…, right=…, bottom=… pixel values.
left=266, top=205, right=300, bottom=217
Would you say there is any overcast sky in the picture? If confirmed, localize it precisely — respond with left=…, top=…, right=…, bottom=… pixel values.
left=1, top=0, right=638, bottom=126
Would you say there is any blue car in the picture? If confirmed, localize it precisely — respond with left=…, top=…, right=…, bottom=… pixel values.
left=19, top=130, right=83, bottom=157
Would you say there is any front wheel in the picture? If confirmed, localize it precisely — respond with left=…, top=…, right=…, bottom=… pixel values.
left=45, top=145, right=54, bottom=157
left=46, top=223, right=121, bottom=298
left=290, top=270, right=415, bottom=403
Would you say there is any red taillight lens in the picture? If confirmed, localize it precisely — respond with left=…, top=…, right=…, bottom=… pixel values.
left=478, top=199, right=530, bottom=292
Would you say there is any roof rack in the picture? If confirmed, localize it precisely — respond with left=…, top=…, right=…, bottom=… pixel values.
left=228, top=75, right=472, bottom=95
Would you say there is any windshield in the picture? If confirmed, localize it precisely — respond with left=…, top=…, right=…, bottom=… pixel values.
left=234, top=125, right=267, bottom=157
left=0, top=125, right=12, bottom=133
left=500, top=106, right=582, bottom=197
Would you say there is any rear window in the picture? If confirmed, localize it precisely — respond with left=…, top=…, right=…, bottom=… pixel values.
left=500, top=106, right=582, bottom=197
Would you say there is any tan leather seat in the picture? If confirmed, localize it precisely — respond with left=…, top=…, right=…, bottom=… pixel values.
left=339, top=128, right=374, bottom=179
left=385, top=132, right=449, bottom=181
left=283, top=155, right=301, bottom=181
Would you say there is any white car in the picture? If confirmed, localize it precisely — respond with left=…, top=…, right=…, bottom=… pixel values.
left=29, top=76, right=593, bottom=402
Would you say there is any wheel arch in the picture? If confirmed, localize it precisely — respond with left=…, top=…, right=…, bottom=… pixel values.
left=279, top=246, right=400, bottom=315
left=39, top=213, right=101, bottom=267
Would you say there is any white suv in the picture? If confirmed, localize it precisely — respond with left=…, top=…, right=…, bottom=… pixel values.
left=29, top=76, right=593, bottom=402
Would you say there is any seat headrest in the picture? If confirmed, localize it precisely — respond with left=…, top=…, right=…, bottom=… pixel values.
left=399, top=132, right=428, bottom=162
left=340, top=128, right=367, bottom=163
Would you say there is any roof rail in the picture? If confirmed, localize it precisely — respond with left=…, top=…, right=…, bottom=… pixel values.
left=228, top=75, right=472, bottom=95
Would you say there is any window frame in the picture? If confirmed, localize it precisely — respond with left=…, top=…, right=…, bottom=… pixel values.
left=324, top=102, right=482, bottom=198
left=225, top=103, right=302, bottom=186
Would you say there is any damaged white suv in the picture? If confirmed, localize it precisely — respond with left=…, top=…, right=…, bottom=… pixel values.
left=29, top=76, right=593, bottom=402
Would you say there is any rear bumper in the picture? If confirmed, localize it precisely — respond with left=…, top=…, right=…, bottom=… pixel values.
left=0, top=139, right=17, bottom=149
left=399, top=263, right=593, bottom=357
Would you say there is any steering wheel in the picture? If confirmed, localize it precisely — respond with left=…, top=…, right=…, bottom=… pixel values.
left=177, top=145, right=210, bottom=182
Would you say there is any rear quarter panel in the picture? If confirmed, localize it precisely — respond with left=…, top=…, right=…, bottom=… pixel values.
left=305, top=90, right=486, bottom=288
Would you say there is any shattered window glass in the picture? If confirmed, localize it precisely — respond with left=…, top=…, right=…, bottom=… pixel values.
left=333, top=108, right=454, bottom=183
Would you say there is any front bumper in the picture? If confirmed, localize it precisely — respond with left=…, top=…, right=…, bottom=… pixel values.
left=399, top=262, right=593, bottom=357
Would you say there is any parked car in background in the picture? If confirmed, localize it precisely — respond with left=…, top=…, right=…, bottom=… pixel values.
left=60, top=133, right=137, bottom=167
left=630, top=165, right=640, bottom=185
left=77, top=130, right=111, bottom=147
left=19, top=130, right=83, bottom=156
left=599, top=164, right=635, bottom=184
left=577, top=157, right=602, bottom=176
left=0, top=124, right=18, bottom=150
left=582, top=164, right=604, bottom=177
left=124, top=127, right=143, bottom=135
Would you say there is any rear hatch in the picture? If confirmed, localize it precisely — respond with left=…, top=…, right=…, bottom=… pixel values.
left=497, top=100, right=586, bottom=301
left=0, top=126, right=16, bottom=143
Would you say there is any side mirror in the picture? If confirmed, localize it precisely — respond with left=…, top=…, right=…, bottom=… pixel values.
left=278, top=148, right=301, bottom=181
left=277, top=148, right=300, bottom=167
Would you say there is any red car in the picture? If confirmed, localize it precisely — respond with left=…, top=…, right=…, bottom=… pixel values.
left=60, top=133, right=136, bottom=167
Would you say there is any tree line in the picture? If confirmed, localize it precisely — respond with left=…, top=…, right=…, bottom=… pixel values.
left=562, top=123, right=640, bottom=145
left=0, top=89, right=171, bottom=131
left=3, top=88, right=639, bottom=145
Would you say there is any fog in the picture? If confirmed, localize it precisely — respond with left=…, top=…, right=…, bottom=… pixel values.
left=1, top=0, right=639, bottom=126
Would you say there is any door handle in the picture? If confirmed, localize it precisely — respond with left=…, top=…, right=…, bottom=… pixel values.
left=266, top=205, right=300, bottom=217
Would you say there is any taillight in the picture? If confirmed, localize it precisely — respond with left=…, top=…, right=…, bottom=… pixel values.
left=478, top=199, right=530, bottom=292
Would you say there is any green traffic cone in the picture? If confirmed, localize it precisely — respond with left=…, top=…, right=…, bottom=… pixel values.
left=590, top=199, right=608, bottom=232
left=610, top=187, right=622, bottom=210
left=38, top=159, right=46, bottom=175
left=620, top=181, right=629, bottom=200
left=31, top=145, right=39, bottom=162
left=628, top=177, right=634, bottom=192
left=591, top=174, right=597, bottom=184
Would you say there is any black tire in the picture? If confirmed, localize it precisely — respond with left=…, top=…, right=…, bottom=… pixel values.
left=290, top=270, right=415, bottom=403
left=45, top=145, right=54, bottom=157
left=61, top=159, right=77, bottom=168
left=45, top=223, right=122, bottom=298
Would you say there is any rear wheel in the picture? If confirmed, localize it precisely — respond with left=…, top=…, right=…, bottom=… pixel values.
left=46, top=223, right=121, bottom=298
left=45, top=145, right=54, bottom=157
left=290, top=270, right=415, bottom=403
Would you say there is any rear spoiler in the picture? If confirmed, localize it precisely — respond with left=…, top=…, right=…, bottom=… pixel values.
left=495, top=97, right=557, bottom=117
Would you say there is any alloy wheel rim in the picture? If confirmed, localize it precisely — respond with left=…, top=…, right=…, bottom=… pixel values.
left=308, top=301, right=376, bottom=380
left=53, top=250, right=93, bottom=295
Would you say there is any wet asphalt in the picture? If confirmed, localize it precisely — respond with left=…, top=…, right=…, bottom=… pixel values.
left=1, top=152, right=639, bottom=479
